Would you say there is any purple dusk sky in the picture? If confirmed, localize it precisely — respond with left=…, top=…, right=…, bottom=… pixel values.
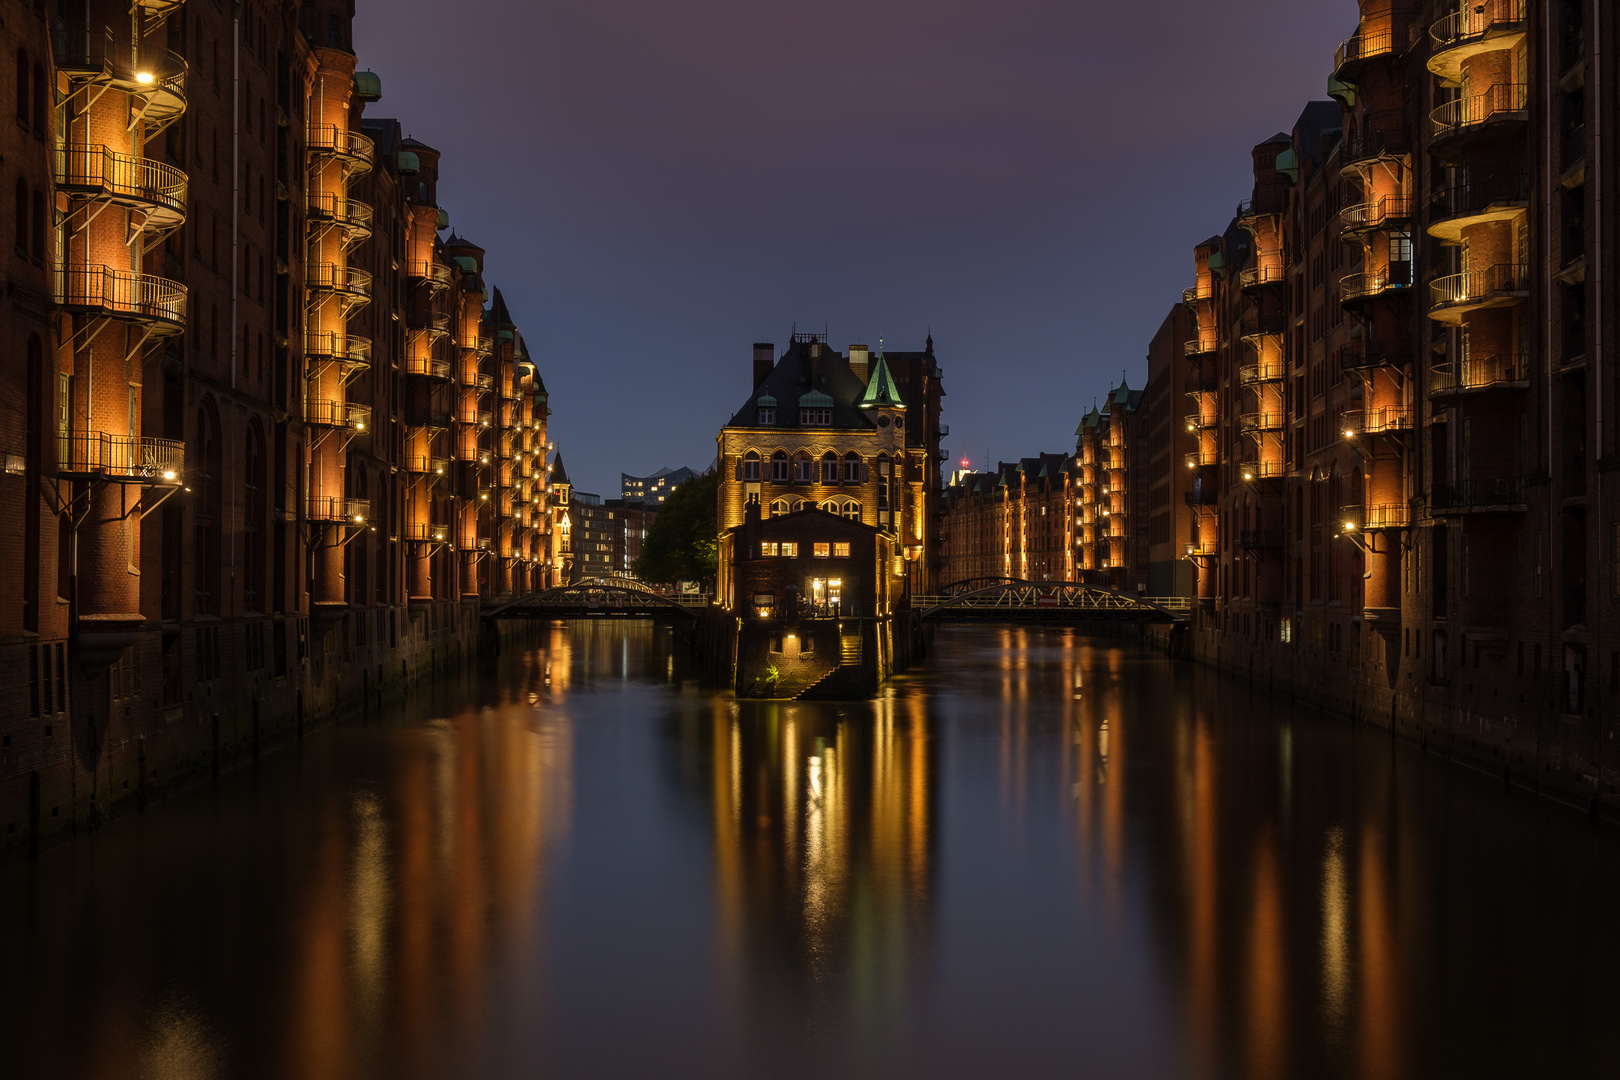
left=355, top=0, right=1357, bottom=497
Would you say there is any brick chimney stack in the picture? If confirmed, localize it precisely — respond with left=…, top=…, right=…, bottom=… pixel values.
left=753, top=343, right=775, bottom=387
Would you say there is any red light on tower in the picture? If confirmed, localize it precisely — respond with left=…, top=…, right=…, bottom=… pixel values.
left=959, top=458, right=970, bottom=469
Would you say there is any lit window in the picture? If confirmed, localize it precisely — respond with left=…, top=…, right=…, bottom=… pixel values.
left=781, top=542, right=798, bottom=557
left=833, top=542, right=850, bottom=558
left=761, top=542, right=778, bottom=557
left=813, top=543, right=831, bottom=558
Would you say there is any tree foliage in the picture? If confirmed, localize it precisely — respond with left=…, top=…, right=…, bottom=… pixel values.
left=634, top=470, right=719, bottom=587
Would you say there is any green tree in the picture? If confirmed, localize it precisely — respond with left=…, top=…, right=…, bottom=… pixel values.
left=634, top=470, right=719, bottom=587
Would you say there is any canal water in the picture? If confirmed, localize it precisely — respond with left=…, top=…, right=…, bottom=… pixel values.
left=4, top=624, right=1619, bottom=1079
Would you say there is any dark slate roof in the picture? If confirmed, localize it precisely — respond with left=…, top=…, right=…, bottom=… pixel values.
left=490, top=287, right=515, bottom=329
left=549, top=453, right=570, bottom=487
left=1294, top=100, right=1344, bottom=172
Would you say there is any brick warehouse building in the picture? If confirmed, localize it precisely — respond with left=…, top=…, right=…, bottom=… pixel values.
left=1115, top=0, right=1620, bottom=812
left=0, top=0, right=563, bottom=857
left=938, top=378, right=1151, bottom=595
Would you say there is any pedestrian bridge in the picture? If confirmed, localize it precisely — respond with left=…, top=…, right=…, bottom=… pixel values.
left=913, top=582, right=1191, bottom=624
left=483, top=580, right=706, bottom=621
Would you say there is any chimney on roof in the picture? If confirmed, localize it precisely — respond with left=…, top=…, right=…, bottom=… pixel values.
left=848, top=344, right=870, bottom=382
left=753, top=343, right=774, bottom=388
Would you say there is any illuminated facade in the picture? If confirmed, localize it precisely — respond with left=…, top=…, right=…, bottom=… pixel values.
left=0, top=0, right=558, bottom=857
left=938, top=454, right=1076, bottom=587
left=715, top=333, right=946, bottom=597
left=1153, top=0, right=1620, bottom=807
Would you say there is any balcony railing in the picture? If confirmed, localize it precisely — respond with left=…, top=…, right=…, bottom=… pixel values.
left=1185, top=338, right=1216, bottom=358
left=1238, top=361, right=1286, bottom=385
left=1429, top=263, right=1529, bottom=314
left=1430, top=0, right=1527, bottom=69
left=403, top=455, right=451, bottom=475
left=1238, top=461, right=1287, bottom=480
left=57, top=432, right=183, bottom=482
left=1340, top=263, right=1412, bottom=303
left=1182, top=283, right=1212, bottom=304
left=1428, top=175, right=1530, bottom=240
left=1341, top=405, right=1412, bottom=438
left=406, top=261, right=454, bottom=290
left=1431, top=83, right=1529, bottom=139
left=55, top=265, right=186, bottom=330
left=1431, top=477, right=1526, bottom=511
left=60, top=32, right=188, bottom=127
left=1238, top=412, right=1285, bottom=434
left=1341, top=194, right=1414, bottom=232
left=308, top=496, right=370, bottom=523
left=404, top=522, right=450, bottom=543
left=304, top=399, right=371, bottom=430
left=305, top=329, right=372, bottom=367
left=1430, top=354, right=1529, bottom=395
left=1337, top=338, right=1406, bottom=372
left=307, top=192, right=373, bottom=239
left=1185, top=413, right=1215, bottom=432
left=307, top=263, right=373, bottom=303
left=1343, top=503, right=1411, bottom=531
left=1238, top=265, right=1285, bottom=290
left=402, top=356, right=452, bottom=380
left=307, top=125, right=375, bottom=171
left=1239, top=311, right=1286, bottom=341
left=56, top=146, right=187, bottom=222
left=1334, top=26, right=1395, bottom=77
left=1184, top=449, right=1218, bottom=469
left=406, top=405, right=452, bottom=430
left=1341, top=110, right=1409, bottom=167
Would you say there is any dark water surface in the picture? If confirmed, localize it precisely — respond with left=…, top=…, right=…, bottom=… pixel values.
left=4, top=624, right=1620, bottom=1079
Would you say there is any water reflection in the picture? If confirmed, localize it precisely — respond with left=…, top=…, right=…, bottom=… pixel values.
left=689, top=691, right=936, bottom=1045
left=4, top=623, right=1620, bottom=1079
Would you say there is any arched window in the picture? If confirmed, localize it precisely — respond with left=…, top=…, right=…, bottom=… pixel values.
left=792, top=450, right=812, bottom=482
left=769, top=499, right=788, bottom=517
left=843, top=501, right=862, bottom=523
left=31, top=63, right=44, bottom=133
left=770, top=449, right=788, bottom=482
left=30, top=188, right=43, bottom=261
left=820, top=451, right=838, bottom=483
left=842, top=451, right=862, bottom=482
left=742, top=450, right=761, bottom=482
left=244, top=423, right=266, bottom=611
left=14, top=178, right=26, bottom=254
left=791, top=499, right=807, bottom=513
left=194, top=402, right=223, bottom=614
left=820, top=500, right=840, bottom=514
left=15, top=49, right=29, bottom=124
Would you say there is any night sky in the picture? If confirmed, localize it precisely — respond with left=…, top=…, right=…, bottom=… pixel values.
left=355, top=0, right=1355, bottom=497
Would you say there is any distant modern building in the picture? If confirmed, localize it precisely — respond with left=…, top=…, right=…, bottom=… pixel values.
left=622, top=467, right=698, bottom=507
left=603, top=500, right=658, bottom=576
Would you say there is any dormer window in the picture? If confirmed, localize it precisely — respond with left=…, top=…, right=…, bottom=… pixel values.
left=757, top=407, right=776, bottom=425
left=801, top=408, right=832, bottom=426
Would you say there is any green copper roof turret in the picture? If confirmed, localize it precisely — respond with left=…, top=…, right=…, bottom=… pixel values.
left=858, top=344, right=906, bottom=409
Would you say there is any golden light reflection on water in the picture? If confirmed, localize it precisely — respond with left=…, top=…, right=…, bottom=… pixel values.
left=698, top=688, right=934, bottom=1027
left=274, top=646, right=571, bottom=1079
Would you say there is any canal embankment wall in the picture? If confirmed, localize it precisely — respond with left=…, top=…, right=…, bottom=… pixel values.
left=1146, top=623, right=1616, bottom=820
left=0, top=603, right=554, bottom=867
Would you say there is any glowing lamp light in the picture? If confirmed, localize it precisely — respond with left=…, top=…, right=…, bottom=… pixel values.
left=1243, top=471, right=1254, bottom=481
left=162, top=470, right=177, bottom=481
left=1343, top=429, right=1354, bottom=439
left=135, top=71, right=155, bottom=85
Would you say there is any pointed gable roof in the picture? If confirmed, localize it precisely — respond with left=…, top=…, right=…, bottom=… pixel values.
left=549, top=453, right=570, bottom=487
left=858, top=346, right=906, bottom=409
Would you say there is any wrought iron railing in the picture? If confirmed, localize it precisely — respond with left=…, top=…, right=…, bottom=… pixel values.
left=308, top=496, right=370, bottom=523
left=56, top=145, right=187, bottom=217
left=55, top=264, right=186, bottom=325
left=57, top=432, right=183, bottom=481
left=307, top=124, right=375, bottom=167
left=1429, top=263, right=1529, bottom=310
left=1430, top=353, right=1528, bottom=394
left=1431, top=83, right=1529, bottom=136
left=1431, top=0, right=1527, bottom=51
